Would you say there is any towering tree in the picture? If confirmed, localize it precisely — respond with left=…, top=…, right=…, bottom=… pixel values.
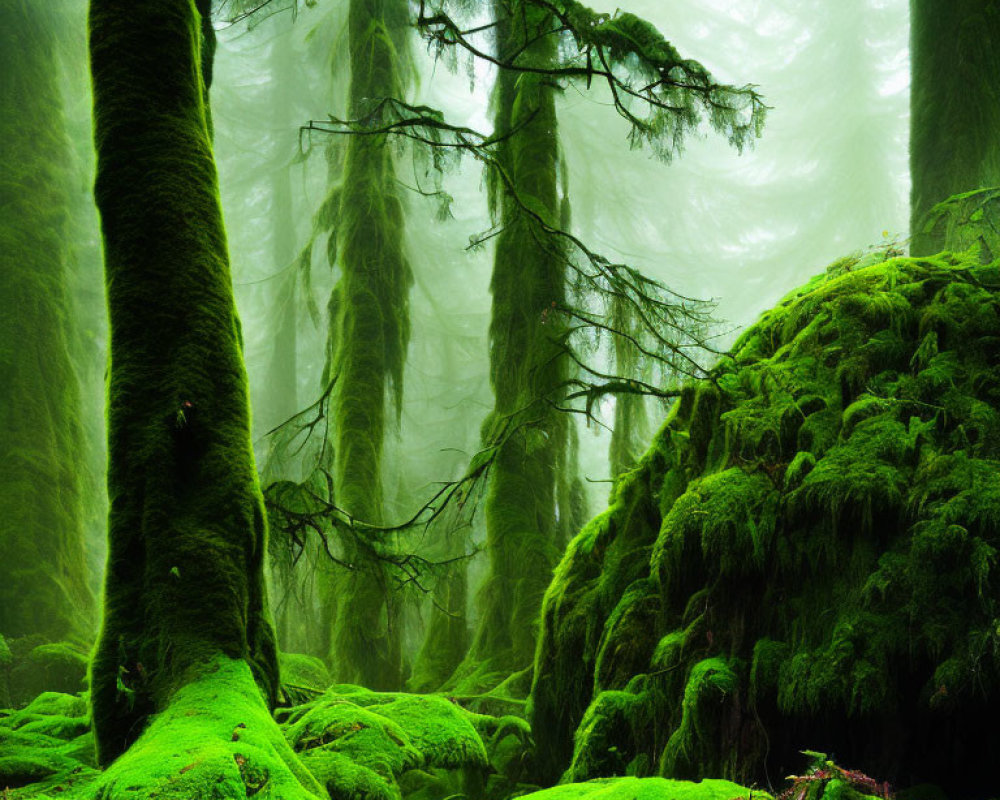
left=0, top=0, right=94, bottom=643
left=86, top=6, right=308, bottom=792
left=910, top=0, right=1000, bottom=255
left=456, top=0, right=569, bottom=685
left=322, top=0, right=413, bottom=689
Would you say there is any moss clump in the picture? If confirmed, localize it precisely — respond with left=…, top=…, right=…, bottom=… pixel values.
left=91, top=657, right=321, bottom=800
left=3, top=640, right=88, bottom=708
left=530, top=249, right=1000, bottom=794
left=0, top=690, right=97, bottom=797
left=515, top=776, right=766, bottom=800
left=278, top=683, right=490, bottom=800
left=280, top=652, right=332, bottom=697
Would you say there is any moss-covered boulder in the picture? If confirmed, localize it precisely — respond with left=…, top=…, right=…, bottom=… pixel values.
left=280, top=652, right=333, bottom=704
left=3, top=638, right=88, bottom=708
left=529, top=250, right=1000, bottom=796
left=277, top=684, right=489, bottom=800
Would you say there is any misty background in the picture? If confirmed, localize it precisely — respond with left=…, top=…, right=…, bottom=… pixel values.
left=60, top=0, right=910, bottom=652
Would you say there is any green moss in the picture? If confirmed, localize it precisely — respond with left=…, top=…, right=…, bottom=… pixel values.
left=654, top=469, right=779, bottom=595
left=783, top=452, right=815, bottom=491
left=530, top=252, right=1000, bottom=793
left=88, top=0, right=278, bottom=764
left=9, top=691, right=86, bottom=722
left=516, top=776, right=765, bottom=800
left=0, top=691, right=97, bottom=796
left=322, top=0, right=414, bottom=690
left=530, top=471, right=662, bottom=783
left=91, top=657, right=321, bottom=800
left=659, top=659, right=739, bottom=780
left=280, top=653, right=332, bottom=694
left=593, top=579, right=660, bottom=693
left=279, top=683, right=489, bottom=800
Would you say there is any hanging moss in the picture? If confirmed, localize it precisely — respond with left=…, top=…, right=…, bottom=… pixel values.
left=87, top=0, right=282, bottom=772
left=530, top=242, right=1000, bottom=795
left=448, top=0, right=570, bottom=695
left=0, top=0, right=94, bottom=644
left=319, top=0, right=414, bottom=690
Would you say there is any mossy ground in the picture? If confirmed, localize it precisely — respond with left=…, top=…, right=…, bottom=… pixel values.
left=2, top=655, right=767, bottom=800
left=530, top=247, right=1000, bottom=796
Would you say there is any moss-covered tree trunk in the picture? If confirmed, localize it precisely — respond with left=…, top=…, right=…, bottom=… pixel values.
left=324, top=0, right=412, bottom=689
left=87, top=3, right=303, bottom=786
left=910, top=0, right=1000, bottom=255
left=0, top=0, right=94, bottom=643
left=456, top=1, right=568, bottom=687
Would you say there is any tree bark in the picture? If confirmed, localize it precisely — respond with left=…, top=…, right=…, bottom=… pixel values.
left=910, top=0, right=1000, bottom=255
left=324, top=0, right=412, bottom=690
left=456, top=0, right=568, bottom=687
left=88, top=0, right=281, bottom=768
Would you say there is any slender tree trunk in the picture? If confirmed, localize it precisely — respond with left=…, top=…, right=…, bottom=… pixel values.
left=324, top=0, right=412, bottom=689
left=88, top=0, right=280, bottom=766
left=458, top=0, right=568, bottom=684
left=0, top=0, right=94, bottom=643
left=910, top=0, right=1000, bottom=255
left=409, top=340, right=471, bottom=691
left=261, top=18, right=312, bottom=656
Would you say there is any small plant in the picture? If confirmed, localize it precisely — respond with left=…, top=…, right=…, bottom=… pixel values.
left=776, top=751, right=892, bottom=800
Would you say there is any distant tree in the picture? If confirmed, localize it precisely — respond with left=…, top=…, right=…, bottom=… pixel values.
left=0, top=0, right=94, bottom=643
left=320, top=0, right=413, bottom=689
left=910, top=0, right=1000, bottom=255
left=455, top=0, right=570, bottom=684
left=411, top=0, right=766, bottom=688
left=263, top=0, right=763, bottom=690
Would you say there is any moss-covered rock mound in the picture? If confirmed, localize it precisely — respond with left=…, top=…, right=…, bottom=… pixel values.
left=529, top=251, right=1000, bottom=796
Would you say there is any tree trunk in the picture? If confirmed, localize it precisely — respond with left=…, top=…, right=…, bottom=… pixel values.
left=324, top=0, right=412, bottom=690
left=86, top=7, right=308, bottom=795
left=0, top=0, right=94, bottom=644
left=456, top=0, right=568, bottom=687
left=910, top=0, right=1000, bottom=255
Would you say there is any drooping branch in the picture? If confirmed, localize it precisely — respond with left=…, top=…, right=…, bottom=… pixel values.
left=303, top=98, right=721, bottom=387
left=415, top=0, right=768, bottom=162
